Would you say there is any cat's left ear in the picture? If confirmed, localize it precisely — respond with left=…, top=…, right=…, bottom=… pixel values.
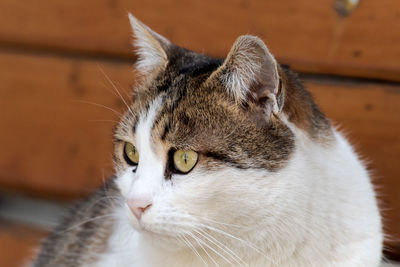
left=208, top=35, right=283, bottom=116
left=128, top=13, right=170, bottom=75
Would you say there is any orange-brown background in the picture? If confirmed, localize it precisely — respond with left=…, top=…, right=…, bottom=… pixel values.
left=1, top=0, right=400, bottom=265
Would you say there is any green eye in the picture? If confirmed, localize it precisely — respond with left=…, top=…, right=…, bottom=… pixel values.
left=124, top=142, right=139, bottom=165
left=173, top=150, right=199, bottom=173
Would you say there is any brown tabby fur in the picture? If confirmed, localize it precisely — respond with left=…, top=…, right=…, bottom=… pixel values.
left=32, top=179, right=120, bottom=267
left=32, top=31, right=331, bottom=267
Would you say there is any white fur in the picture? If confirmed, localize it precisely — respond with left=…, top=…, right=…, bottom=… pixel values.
left=128, top=13, right=169, bottom=73
left=219, top=35, right=279, bottom=104
left=91, top=17, right=382, bottom=267
left=92, top=111, right=383, bottom=267
left=116, top=97, right=165, bottom=210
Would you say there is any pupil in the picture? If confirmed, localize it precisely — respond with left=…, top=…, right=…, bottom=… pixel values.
left=183, top=153, right=188, bottom=164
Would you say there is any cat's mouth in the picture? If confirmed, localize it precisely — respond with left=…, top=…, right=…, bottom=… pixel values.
left=140, top=220, right=181, bottom=239
left=139, top=221, right=189, bottom=247
left=125, top=205, right=179, bottom=238
left=125, top=205, right=147, bottom=231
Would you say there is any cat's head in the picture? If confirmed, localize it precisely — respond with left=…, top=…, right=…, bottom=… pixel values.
left=113, top=14, right=330, bottom=251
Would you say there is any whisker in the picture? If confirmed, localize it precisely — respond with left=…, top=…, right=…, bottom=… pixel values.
left=73, top=100, right=122, bottom=116
left=186, top=230, right=233, bottom=266
left=180, top=233, right=209, bottom=267
left=185, top=231, right=218, bottom=267
left=153, top=215, right=273, bottom=265
left=99, top=81, right=119, bottom=97
left=114, top=79, right=132, bottom=100
left=165, top=219, right=232, bottom=266
left=98, top=67, right=134, bottom=117
left=194, top=228, right=247, bottom=266
left=195, top=222, right=274, bottom=264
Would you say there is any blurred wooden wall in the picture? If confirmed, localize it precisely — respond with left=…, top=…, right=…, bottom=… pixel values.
left=0, top=0, right=399, bottom=252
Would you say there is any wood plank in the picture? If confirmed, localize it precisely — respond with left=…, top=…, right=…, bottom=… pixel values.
left=0, top=220, right=47, bottom=267
left=0, top=51, right=399, bottom=240
left=0, top=51, right=135, bottom=199
left=0, top=0, right=400, bottom=81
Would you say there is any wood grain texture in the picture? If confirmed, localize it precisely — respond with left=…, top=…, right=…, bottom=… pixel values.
left=0, top=51, right=135, bottom=198
left=0, top=52, right=399, bottom=240
left=0, top=0, right=399, bottom=81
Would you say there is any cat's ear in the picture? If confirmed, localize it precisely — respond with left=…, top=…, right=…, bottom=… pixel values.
left=209, top=35, right=283, bottom=115
left=128, top=13, right=170, bottom=74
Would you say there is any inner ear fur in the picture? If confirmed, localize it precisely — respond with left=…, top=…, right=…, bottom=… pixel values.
left=207, top=35, right=283, bottom=117
left=128, top=13, right=170, bottom=75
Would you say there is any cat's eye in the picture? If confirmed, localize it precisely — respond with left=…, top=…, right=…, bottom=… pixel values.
left=124, top=142, right=139, bottom=165
left=173, top=150, right=198, bottom=173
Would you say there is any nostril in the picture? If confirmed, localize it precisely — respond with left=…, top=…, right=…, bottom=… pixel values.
left=137, top=203, right=152, bottom=216
left=141, top=203, right=152, bottom=213
left=127, top=198, right=153, bottom=220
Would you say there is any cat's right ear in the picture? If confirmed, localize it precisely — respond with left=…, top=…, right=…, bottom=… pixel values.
left=128, top=13, right=170, bottom=75
left=207, top=35, right=283, bottom=119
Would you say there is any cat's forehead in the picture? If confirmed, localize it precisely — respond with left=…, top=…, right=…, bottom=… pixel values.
left=135, top=73, right=232, bottom=147
left=116, top=50, right=223, bottom=136
left=132, top=49, right=222, bottom=108
left=167, top=48, right=223, bottom=77
left=115, top=49, right=295, bottom=171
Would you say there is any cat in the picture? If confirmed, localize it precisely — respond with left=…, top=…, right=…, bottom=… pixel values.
left=31, top=14, right=383, bottom=267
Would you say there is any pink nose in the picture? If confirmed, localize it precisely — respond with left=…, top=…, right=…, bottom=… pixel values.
left=127, top=197, right=152, bottom=220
